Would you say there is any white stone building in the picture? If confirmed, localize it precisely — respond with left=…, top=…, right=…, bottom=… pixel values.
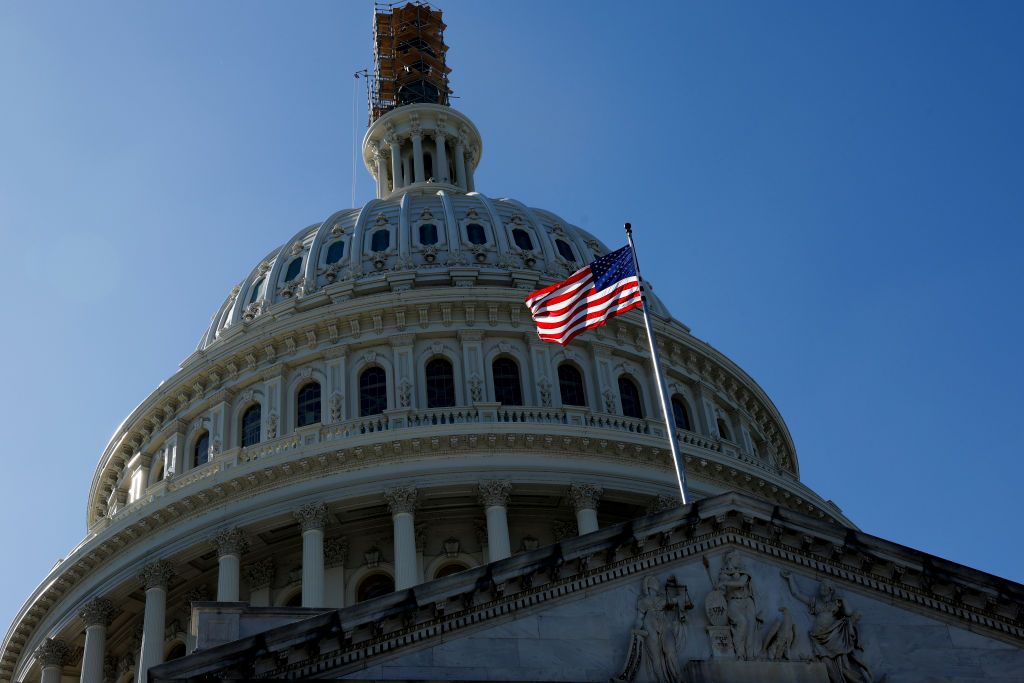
left=3, top=4, right=1022, bottom=682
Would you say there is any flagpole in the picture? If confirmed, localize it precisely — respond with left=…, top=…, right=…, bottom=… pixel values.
left=624, top=222, right=691, bottom=506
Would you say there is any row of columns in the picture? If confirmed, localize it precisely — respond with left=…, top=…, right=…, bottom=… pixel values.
left=40, top=482, right=604, bottom=683
left=374, top=130, right=476, bottom=197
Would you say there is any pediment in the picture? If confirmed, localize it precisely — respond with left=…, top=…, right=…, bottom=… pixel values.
left=150, top=492, right=1024, bottom=682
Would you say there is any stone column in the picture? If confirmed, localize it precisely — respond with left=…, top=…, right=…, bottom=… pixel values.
left=384, top=487, right=418, bottom=590
left=212, top=528, right=248, bottom=602
left=454, top=138, right=467, bottom=190
left=324, top=537, right=349, bottom=609
left=35, top=638, right=71, bottom=683
left=388, top=137, right=403, bottom=190
left=294, top=502, right=327, bottom=607
left=79, top=598, right=116, bottom=683
left=569, top=483, right=603, bottom=535
left=411, top=130, right=425, bottom=183
left=434, top=128, right=449, bottom=183
left=465, top=148, right=476, bottom=192
left=137, top=560, right=175, bottom=683
left=244, top=558, right=275, bottom=607
left=373, top=146, right=388, bottom=199
left=478, top=480, right=512, bottom=562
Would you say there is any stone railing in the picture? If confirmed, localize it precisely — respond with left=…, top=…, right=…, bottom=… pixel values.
left=133, top=404, right=771, bottom=514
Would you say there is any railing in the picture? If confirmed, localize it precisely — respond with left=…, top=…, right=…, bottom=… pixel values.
left=141, top=405, right=781, bottom=509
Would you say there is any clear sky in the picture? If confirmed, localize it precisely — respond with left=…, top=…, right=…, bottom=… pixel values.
left=1, top=1, right=1022, bottom=635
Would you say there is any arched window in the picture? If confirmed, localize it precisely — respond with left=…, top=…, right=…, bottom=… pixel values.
left=357, top=573, right=395, bottom=603
left=492, top=357, right=523, bottom=406
left=466, top=223, right=486, bottom=245
left=419, top=223, right=438, bottom=245
left=296, top=382, right=321, bottom=428
left=360, top=367, right=387, bottom=416
left=193, top=431, right=210, bottom=468
left=283, top=589, right=302, bottom=607
left=717, top=417, right=732, bottom=441
left=618, top=376, right=643, bottom=419
left=241, top=404, right=261, bottom=447
left=555, top=239, right=576, bottom=262
left=248, top=278, right=265, bottom=304
left=434, top=563, right=469, bottom=579
left=371, top=230, right=390, bottom=252
left=671, top=397, right=691, bottom=431
left=425, top=358, right=456, bottom=408
left=325, top=240, right=345, bottom=265
left=285, top=258, right=303, bottom=282
left=512, top=228, right=534, bottom=250
left=557, top=364, right=586, bottom=407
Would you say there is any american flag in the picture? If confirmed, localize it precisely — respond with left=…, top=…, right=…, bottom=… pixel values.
left=524, top=245, right=643, bottom=345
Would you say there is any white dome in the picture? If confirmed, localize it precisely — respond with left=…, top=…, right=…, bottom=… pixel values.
left=198, top=189, right=673, bottom=353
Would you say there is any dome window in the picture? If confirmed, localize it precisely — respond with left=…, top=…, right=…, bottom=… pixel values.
left=512, top=228, right=534, bottom=251
left=717, top=417, right=732, bottom=441
left=557, top=364, right=586, bottom=407
left=285, top=257, right=303, bottom=282
left=434, top=562, right=469, bottom=579
left=555, top=239, right=576, bottom=262
left=325, top=240, right=345, bottom=265
left=671, top=396, right=692, bottom=432
left=426, top=358, right=456, bottom=408
left=360, top=367, right=388, bottom=416
left=241, top=404, right=261, bottom=447
left=618, top=376, right=643, bottom=419
left=419, top=223, right=439, bottom=245
left=248, top=278, right=265, bottom=304
left=371, top=229, right=390, bottom=252
left=466, top=223, right=487, bottom=245
left=357, top=573, right=395, bottom=603
left=492, top=357, right=523, bottom=406
left=297, top=382, right=322, bottom=428
left=193, top=431, right=210, bottom=468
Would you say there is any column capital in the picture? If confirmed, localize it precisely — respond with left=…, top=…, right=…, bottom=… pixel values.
left=324, top=537, right=350, bottom=569
left=478, top=480, right=512, bottom=508
left=569, top=483, right=603, bottom=512
left=34, top=638, right=72, bottom=667
left=138, top=560, right=175, bottom=590
left=384, top=486, right=418, bottom=515
left=211, top=527, right=249, bottom=557
left=646, top=494, right=680, bottom=514
left=243, top=558, right=275, bottom=590
left=293, top=501, right=327, bottom=532
left=79, top=597, right=117, bottom=627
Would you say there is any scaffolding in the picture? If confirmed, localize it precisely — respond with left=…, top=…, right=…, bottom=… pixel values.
left=368, top=1, right=452, bottom=124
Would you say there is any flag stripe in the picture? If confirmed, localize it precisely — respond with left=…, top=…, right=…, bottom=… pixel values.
left=525, top=245, right=643, bottom=345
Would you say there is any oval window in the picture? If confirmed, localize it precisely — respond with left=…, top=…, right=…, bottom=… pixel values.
left=555, top=239, right=576, bottom=262
left=419, top=223, right=438, bottom=245
left=325, top=240, right=345, bottom=265
left=285, top=258, right=303, bottom=282
left=466, top=223, right=486, bottom=245
left=371, top=230, right=390, bottom=252
left=512, top=228, right=534, bottom=250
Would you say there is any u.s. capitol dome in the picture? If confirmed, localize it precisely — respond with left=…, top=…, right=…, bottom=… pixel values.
left=16, top=5, right=1022, bottom=683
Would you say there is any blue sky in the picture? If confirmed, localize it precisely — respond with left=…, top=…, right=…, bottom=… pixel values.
left=1, top=1, right=1022, bottom=634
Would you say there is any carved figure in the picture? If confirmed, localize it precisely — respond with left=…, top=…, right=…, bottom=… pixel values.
left=613, top=575, right=693, bottom=682
left=763, top=606, right=797, bottom=660
left=720, top=551, right=761, bottom=658
left=266, top=413, right=278, bottom=439
left=782, top=571, right=872, bottom=683
left=330, top=393, right=343, bottom=422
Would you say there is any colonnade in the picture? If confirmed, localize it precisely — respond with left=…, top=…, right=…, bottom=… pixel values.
left=39, top=481, right=604, bottom=683
left=373, top=126, right=476, bottom=197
